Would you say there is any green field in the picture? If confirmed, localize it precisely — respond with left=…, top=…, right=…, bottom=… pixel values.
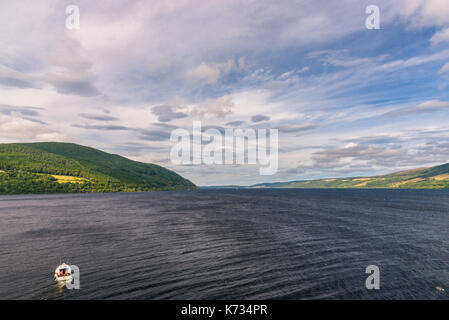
left=0, top=142, right=196, bottom=194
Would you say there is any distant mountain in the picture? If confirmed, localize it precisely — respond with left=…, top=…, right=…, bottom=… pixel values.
left=250, top=163, right=449, bottom=189
left=0, top=142, right=196, bottom=194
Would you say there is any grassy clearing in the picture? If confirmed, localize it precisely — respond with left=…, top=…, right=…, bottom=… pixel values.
left=50, top=175, right=89, bottom=184
left=430, top=174, right=449, bottom=181
left=390, top=178, right=424, bottom=188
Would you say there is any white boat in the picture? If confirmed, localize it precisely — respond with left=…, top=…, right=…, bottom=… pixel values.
left=54, top=263, right=73, bottom=283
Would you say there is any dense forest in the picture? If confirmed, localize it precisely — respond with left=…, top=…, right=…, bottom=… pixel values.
left=0, top=142, right=196, bottom=194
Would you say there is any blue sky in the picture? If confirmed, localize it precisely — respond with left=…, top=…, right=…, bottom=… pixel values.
left=1, top=0, right=449, bottom=185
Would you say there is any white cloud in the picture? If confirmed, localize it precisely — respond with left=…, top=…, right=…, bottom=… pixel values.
left=375, top=50, right=449, bottom=71
left=190, top=95, right=234, bottom=118
left=383, top=100, right=449, bottom=117
left=0, top=114, right=66, bottom=141
left=439, top=62, right=449, bottom=74
left=185, top=63, right=221, bottom=85
left=398, top=0, right=449, bottom=27
left=431, top=27, right=449, bottom=44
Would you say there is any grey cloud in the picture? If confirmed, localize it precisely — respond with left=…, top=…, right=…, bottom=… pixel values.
left=312, top=144, right=400, bottom=166
left=278, top=123, right=317, bottom=134
left=309, top=49, right=381, bottom=68
left=151, top=158, right=171, bottom=164
left=225, top=120, right=246, bottom=126
left=0, top=65, right=39, bottom=89
left=0, top=66, right=100, bottom=97
left=79, top=113, right=119, bottom=121
left=0, top=104, right=42, bottom=117
left=71, top=122, right=175, bottom=142
left=45, top=72, right=100, bottom=97
left=414, top=128, right=449, bottom=136
left=0, top=76, right=36, bottom=88
left=110, top=142, right=169, bottom=155
left=138, top=129, right=171, bottom=141
left=153, top=122, right=180, bottom=130
left=71, top=124, right=131, bottom=131
left=343, top=135, right=402, bottom=145
left=43, top=36, right=100, bottom=97
left=202, top=125, right=226, bottom=135
left=415, top=141, right=449, bottom=161
left=283, top=167, right=307, bottom=175
left=22, top=117, right=47, bottom=125
left=309, top=141, right=449, bottom=173
left=278, top=143, right=330, bottom=153
left=152, top=105, right=188, bottom=122
left=251, top=114, right=270, bottom=122
left=0, top=36, right=100, bottom=97
left=340, top=128, right=449, bottom=147
left=382, top=100, right=449, bottom=117
left=142, top=123, right=227, bottom=141
left=291, top=163, right=390, bottom=178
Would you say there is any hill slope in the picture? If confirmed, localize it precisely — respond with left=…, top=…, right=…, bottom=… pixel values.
left=251, top=163, right=449, bottom=189
left=0, top=142, right=196, bottom=194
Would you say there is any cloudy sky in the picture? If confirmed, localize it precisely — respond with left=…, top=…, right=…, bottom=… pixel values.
left=1, top=0, right=449, bottom=186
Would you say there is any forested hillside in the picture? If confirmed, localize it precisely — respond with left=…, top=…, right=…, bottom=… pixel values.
left=251, top=164, right=449, bottom=189
left=0, top=142, right=196, bottom=194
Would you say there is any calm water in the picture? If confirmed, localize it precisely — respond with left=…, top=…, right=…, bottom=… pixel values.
left=0, top=189, right=448, bottom=300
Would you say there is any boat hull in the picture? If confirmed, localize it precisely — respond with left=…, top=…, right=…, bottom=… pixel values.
left=55, top=275, right=73, bottom=283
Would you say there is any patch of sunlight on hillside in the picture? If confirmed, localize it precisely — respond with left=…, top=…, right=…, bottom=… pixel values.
left=390, top=178, right=424, bottom=188
left=430, top=174, right=449, bottom=181
left=50, top=175, right=89, bottom=184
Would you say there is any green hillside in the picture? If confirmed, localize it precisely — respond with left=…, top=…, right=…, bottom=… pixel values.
left=0, top=142, right=196, bottom=194
left=251, top=164, right=449, bottom=189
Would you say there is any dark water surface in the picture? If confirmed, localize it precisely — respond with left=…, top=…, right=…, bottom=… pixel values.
left=0, top=189, right=448, bottom=300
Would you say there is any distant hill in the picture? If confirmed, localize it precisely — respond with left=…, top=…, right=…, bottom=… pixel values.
left=200, top=185, right=245, bottom=189
left=0, top=142, right=196, bottom=194
left=250, top=163, right=449, bottom=189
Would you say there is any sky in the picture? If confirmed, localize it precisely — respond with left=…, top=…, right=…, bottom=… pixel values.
left=1, top=0, right=449, bottom=186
